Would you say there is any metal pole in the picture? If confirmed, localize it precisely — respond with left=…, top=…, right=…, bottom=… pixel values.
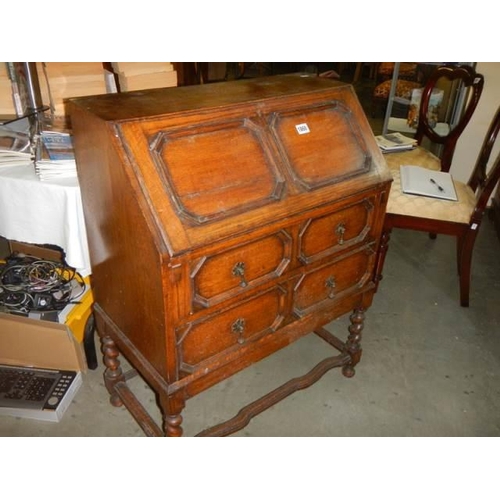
left=382, top=62, right=400, bottom=134
left=22, top=62, right=43, bottom=111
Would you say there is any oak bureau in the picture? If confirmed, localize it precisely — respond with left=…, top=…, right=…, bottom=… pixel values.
left=69, top=73, right=392, bottom=436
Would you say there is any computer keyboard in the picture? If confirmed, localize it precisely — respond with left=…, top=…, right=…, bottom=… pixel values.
left=0, top=364, right=78, bottom=411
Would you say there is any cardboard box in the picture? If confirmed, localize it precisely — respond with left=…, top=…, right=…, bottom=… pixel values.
left=2, top=239, right=94, bottom=344
left=0, top=245, right=89, bottom=422
left=8, top=239, right=65, bottom=263
left=0, top=312, right=87, bottom=372
left=0, top=311, right=86, bottom=419
left=0, top=240, right=91, bottom=372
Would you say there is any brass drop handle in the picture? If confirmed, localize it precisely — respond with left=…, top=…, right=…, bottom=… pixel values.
left=325, top=276, right=336, bottom=299
left=232, top=261, right=248, bottom=287
left=335, top=222, right=346, bottom=245
left=231, top=318, right=246, bottom=344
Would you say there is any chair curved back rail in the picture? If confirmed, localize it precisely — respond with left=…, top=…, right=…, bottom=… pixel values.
left=415, top=64, right=484, bottom=173
left=375, top=105, right=500, bottom=307
left=468, top=106, right=500, bottom=199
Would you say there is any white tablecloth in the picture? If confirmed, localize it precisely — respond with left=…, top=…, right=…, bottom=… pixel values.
left=0, top=164, right=91, bottom=277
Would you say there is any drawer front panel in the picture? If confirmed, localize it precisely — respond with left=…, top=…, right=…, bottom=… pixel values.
left=299, top=197, right=375, bottom=263
left=178, top=287, right=287, bottom=369
left=294, top=246, right=375, bottom=315
left=191, top=231, right=292, bottom=307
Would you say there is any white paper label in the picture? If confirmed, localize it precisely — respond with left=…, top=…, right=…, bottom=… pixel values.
left=471, top=223, right=478, bottom=230
left=295, top=123, right=310, bottom=135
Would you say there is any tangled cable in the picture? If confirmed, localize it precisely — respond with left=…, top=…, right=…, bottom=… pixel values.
left=0, top=253, right=86, bottom=315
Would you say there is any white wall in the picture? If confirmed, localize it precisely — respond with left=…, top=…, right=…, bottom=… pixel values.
left=451, top=62, right=500, bottom=189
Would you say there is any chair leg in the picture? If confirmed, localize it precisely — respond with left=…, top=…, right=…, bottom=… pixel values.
left=457, top=233, right=477, bottom=307
left=456, top=236, right=463, bottom=276
left=459, top=265, right=471, bottom=308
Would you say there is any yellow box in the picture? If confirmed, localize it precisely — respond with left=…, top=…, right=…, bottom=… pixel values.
left=60, top=277, right=94, bottom=343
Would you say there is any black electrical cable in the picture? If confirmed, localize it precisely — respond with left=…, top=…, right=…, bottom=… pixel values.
left=0, top=254, right=86, bottom=314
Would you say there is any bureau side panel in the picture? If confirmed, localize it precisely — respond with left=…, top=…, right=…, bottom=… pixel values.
left=70, top=106, right=169, bottom=377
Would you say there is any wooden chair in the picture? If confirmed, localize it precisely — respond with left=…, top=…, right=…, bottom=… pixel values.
left=376, top=105, right=500, bottom=307
left=384, top=65, right=484, bottom=174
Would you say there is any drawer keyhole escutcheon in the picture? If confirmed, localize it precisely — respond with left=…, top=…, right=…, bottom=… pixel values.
left=335, top=222, right=346, bottom=245
left=231, top=318, right=246, bottom=344
left=232, top=261, right=248, bottom=287
left=325, top=276, right=336, bottom=299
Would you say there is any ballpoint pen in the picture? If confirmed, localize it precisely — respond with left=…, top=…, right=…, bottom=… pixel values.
left=430, top=178, right=444, bottom=192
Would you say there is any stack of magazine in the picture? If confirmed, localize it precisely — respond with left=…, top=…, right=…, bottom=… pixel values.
left=35, top=130, right=77, bottom=181
left=40, top=130, right=74, bottom=160
left=375, top=132, right=417, bottom=153
left=0, top=149, right=33, bottom=167
left=35, top=159, right=78, bottom=181
left=1, top=125, right=77, bottom=181
left=0, top=126, right=33, bottom=167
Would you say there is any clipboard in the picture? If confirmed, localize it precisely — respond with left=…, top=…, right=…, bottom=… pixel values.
left=400, top=165, right=458, bottom=201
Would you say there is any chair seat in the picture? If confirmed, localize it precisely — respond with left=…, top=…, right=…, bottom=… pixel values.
left=386, top=168, right=476, bottom=224
left=373, top=79, right=422, bottom=100
left=378, top=63, right=418, bottom=79
left=383, top=146, right=442, bottom=172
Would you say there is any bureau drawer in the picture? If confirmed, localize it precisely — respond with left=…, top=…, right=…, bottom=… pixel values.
left=293, top=245, right=376, bottom=315
left=191, top=231, right=292, bottom=308
left=298, top=197, right=375, bottom=264
left=177, top=286, right=287, bottom=370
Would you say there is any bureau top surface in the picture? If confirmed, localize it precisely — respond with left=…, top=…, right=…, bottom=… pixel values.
left=70, top=73, right=348, bottom=122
